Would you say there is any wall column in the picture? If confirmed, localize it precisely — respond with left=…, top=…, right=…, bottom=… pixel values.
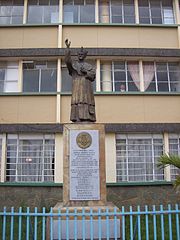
left=55, top=134, right=63, bottom=183
left=134, top=0, right=139, bottom=24
left=0, top=134, right=6, bottom=183
left=101, top=62, right=112, bottom=91
left=100, top=0, right=110, bottom=23
left=105, top=133, right=116, bottom=183
left=96, top=59, right=101, bottom=92
left=23, top=0, right=28, bottom=24
left=139, top=60, right=144, bottom=92
left=164, top=133, right=171, bottom=181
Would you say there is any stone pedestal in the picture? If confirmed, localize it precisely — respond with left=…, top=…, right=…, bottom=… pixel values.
left=63, top=124, right=107, bottom=207
left=47, top=124, right=121, bottom=240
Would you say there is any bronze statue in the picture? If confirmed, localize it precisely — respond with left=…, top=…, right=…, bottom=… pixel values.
left=65, top=39, right=96, bottom=122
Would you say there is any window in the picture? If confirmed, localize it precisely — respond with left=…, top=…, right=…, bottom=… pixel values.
left=63, top=0, right=95, bottom=23
left=99, top=0, right=135, bottom=23
left=61, top=60, right=96, bottom=92
left=143, top=62, right=180, bottom=92
left=27, top=0, right=59, bottom=24
left=6, top=134, right=55, bottom=182
left=0, top=62, right=19, bottom=92
left=23, top=61, right=57, bottom=92
left=116, top=134, right=164, bottom=182
left=100, top=61, right=139, bottom=92
left=0, top=0, right=23, bottom=24
left=169, top=134, right=180, bottom=181
left=138, top=0, right=174, bottom=24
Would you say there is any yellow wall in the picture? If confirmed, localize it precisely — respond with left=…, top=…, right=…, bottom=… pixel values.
left=0, top=26, right=178, bottom=49
left=0, top=96, right=57, bottom=123
left=0, top=27, right=58, bottom=49
left=61, top=95, right=180, bottom=123
left=62, top=26, right=178, bottom=48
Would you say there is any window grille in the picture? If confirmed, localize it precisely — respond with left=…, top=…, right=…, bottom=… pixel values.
left=143, top=62, right=180, bottom=92
left=169, top=134, right=180, bottom=181
left=6, top=134, right=55, bottom=182
left=138, top=0, right=174, bottom=24
left=116, top=134, right=164, bottom=182
left=23, top=60, right=57, bottom=93
left=27, top=0, right=59, bottom=24
left=0, top=62, right=19, bottom=92
left=0, top=0, right=24, bottom=25
left=63, top=0, right=95, bottom=23
left=100, top=61, right=139, bottom=92
left=99, top=0, right=135, bottom=23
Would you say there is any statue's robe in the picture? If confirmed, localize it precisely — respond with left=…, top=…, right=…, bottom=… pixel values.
left=65, top=51, right=96, bottom=122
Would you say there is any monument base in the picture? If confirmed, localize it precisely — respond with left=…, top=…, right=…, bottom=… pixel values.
left=46, top=202, right=121, bottom=240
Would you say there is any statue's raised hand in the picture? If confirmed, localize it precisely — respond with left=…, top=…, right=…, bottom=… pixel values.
left=65, top=39, right=71, bottom=48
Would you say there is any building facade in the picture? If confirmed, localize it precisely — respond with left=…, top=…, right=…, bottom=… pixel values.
left=0, top=0, right=180, bottom=208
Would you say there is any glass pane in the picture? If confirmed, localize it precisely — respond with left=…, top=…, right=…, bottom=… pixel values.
left=41, top=69, right=57, bottom=92
left=61, top=67, right=72, bottom=92
left=0, top=16, right=11, bottom=24
left=23, top=69, right=39, bottom=92
left=80, top=5, right=95, bottom=23
left=27, top=6, right=43, bottom=23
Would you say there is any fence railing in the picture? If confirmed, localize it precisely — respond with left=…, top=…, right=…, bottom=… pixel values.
left=0, top=204, right=179, bottom=240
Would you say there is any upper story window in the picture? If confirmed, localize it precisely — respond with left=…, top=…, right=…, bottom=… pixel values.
left=23, top=60, right=57, bottom=92
left=0, top=0, right=24, bottom=24
left=143, top=62, right=180, bottom=92
left=116, top=134, right=164, bottom=182
left=169, top=134, right=180, bottom=181
left=61, top=60, right=96, bottom=92
left=100, top=61, right=139, bottom=92
left=6, top=134, right=55, bottom=182
left=99, top=0, right=135, bottom=23
left=0, top=62, right=19, bottom=93
left=27, top=0, right=59, bottom=24
left=63, top=0, right=95, bottom=23
left=138, top=0, right=174, bottom=24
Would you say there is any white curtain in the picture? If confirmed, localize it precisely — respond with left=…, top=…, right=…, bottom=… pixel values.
left=44, top=140, right=54, bottom=182
left=143, top=63, right=155, bottom=91
left=128, top=63, right=140, bottom=90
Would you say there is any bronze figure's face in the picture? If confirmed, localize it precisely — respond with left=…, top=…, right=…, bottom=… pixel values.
left=78, top=52, right=86, bottom=61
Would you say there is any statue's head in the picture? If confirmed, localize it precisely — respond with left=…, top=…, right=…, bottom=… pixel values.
left=77, top=47, right=88, bottom=61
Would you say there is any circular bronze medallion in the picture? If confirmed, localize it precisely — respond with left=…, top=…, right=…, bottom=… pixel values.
left=76, top=132, right=92, bottom=149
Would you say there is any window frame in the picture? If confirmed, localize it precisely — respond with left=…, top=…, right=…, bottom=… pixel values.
left=6, top=134, right=55, bottom=183
left=116, top=133, right=164, bottom=182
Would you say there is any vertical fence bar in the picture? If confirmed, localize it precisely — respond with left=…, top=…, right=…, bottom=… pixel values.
left=145, top=205, right=149, bottom=240
left=34, top=207, right=38, bottom=240
left=175, top=204, right=180, bottom=240
left=153, top=205, right=157, bottom=240
left=10, top=207, right=14, bottom=240
left=50, top=207, right=53, bottom=240
left=26, top=207, right=30, bottom=240
left=42, top=207, right=46, bottom=240
left=137, top=206, right=141, bottom=240
left=2, top=207, right=6, bottom=240
left=121, top=206, right=125, bottom=240
left=160, top=205, right=165, bottom=240
left=82, top=208, right=85, bottom=240
left=66, top=208, right=69, bottom=240
left=114, top=207, right=117, bottom=240
left=58, top=208, right=61, bottom=240
left=98, top=208, right=102, bottom=240
left=130, top=206, right=133, bottom=240
left=168, top=204, right=173, bottom=240
left=106, top=207, right=110, bottom=240
left=74, top=208, right=77, bottom=240
left=90, top=208, right=93, bottom=240
left=18, top=207, right=22, bottom=240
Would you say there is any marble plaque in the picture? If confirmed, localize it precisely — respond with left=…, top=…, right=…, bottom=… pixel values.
left=70, top=130, right=100, bottom=200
